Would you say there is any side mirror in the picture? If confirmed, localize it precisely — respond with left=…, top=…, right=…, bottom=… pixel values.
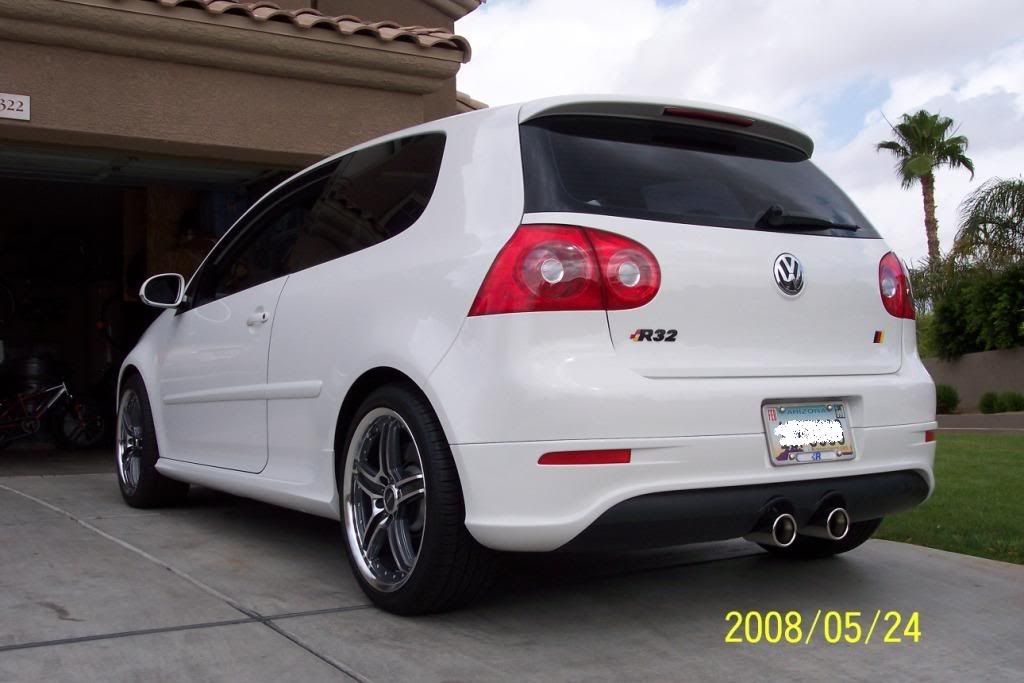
left=140, top=273, right=185, bottom=309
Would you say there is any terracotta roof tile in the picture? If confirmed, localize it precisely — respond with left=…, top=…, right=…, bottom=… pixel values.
left=136, top=0, right=472, bottom=61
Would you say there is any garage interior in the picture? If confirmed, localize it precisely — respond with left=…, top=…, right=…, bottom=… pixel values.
left=0, top=145, right=290, bottom=448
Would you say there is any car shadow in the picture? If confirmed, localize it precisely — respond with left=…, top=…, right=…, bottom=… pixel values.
left=169, top=484, right=803, bottom=610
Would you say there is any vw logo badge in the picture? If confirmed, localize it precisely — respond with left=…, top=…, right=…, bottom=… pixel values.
left=773, top=253, right=804, bottom=296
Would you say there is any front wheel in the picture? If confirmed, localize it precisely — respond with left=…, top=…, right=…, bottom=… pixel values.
left=758, top=518, right=883, bottom=559
left=116, top=376, right=189, bottom=508
left=339, top=384, right=494, bottom=614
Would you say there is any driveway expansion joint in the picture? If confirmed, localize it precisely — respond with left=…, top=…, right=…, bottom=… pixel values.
left=0, top=481, right=374, bottom=682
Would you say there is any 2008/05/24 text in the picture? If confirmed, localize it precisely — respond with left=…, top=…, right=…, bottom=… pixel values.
left=724, top=610, right=921, bottom=645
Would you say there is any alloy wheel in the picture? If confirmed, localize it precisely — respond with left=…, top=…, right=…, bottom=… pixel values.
left=116, top=390, right=144, bottom=493
left=343, top=408, right=427, bottom=592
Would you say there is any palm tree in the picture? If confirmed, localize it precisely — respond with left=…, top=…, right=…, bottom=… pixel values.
left=876, top=110, right=974, bottom=261
left=953, top=177, right=1024, bottom=265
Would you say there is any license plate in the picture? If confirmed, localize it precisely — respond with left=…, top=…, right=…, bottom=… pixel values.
left=762, top=401, right=855, bottom=466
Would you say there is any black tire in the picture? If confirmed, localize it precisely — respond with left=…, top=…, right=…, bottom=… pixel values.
left=759, top=518, right=883, bottom=559
left=116, top=375, right=189, bottom=508
left=338, top=383, right=495, bottom=615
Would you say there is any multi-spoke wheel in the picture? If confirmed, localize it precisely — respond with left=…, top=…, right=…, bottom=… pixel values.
left=115, top=375, right=189, bottom=508
left=339, top=384, right=495, bottom=614
left=344, top=409, right=427, bottom=592
left=118, top=390, right=144, bottom=493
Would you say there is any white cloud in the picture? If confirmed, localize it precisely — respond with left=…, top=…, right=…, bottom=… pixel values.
left=458, top=0, right=1024, bottom=262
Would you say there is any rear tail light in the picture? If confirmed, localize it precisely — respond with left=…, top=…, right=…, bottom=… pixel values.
left=468, top=225, right=660, bottom=316
left=878, top=252, right=915, bottom=320
left=538, top=449, right=631, bottom=465
left=924, top=430, right=936, bottom=443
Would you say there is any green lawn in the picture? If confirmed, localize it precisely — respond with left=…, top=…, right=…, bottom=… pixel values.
left=876, top=432, right=1024, bottom=564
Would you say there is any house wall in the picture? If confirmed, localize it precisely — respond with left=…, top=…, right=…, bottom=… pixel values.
left=924, top=348, right=1024, bottom=412
left=0, top=40, right=431, bottom=169
left=0, top=0, right=467, bottom=169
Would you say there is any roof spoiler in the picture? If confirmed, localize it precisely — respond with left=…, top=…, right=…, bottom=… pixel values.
left=518, top=98, right=814, bottom=158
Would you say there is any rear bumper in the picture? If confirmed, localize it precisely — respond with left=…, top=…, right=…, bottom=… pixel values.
left=561, top=470, right=928, bottom=552
left=451, top=421, right=935, bottom=551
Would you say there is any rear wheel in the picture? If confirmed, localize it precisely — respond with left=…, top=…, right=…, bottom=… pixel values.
left=116, top=375, right=189, bottom=508
left=339, top=384, right=494, bottom=614
left=759, top=518, right=883, bottom=559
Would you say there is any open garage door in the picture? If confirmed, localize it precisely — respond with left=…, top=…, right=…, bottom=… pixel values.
left=0, top=143, right=288, bottom=452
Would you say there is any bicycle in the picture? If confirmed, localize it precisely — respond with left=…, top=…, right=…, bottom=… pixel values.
left=0, top=381, right=106, bottom=450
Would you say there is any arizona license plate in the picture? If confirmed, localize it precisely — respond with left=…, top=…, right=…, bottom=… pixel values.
left=762, top=402, right=855, bottom=466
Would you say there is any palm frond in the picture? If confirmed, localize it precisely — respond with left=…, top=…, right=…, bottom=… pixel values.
left=953, top=177, right=1024, bottom=265
left=876, top=140, right=909, bottom=156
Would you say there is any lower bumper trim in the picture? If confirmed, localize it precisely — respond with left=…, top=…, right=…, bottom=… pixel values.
left=559, top=470, right=929, bottom=552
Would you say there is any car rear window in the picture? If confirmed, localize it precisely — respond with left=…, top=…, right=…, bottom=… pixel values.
left=520, top=116, right=879, bottom=238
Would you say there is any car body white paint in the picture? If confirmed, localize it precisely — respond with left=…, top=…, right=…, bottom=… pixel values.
left=121, top=95, right=936, bottom=551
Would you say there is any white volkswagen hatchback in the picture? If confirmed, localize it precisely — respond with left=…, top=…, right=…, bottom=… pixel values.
left=119, top=96, right=936, bottom=614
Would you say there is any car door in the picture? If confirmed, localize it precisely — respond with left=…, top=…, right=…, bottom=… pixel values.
left=156, top=171, right=331, bottom=472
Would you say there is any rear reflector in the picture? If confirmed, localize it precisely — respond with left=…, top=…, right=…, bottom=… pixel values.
left=662, top=107, right=754, bottom=127
left=538, top=449, right=631, bottom=465
left=925, top=430, right=936, bottom=443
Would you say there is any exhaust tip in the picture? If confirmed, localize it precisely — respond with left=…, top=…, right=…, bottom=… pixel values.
left=744, top=509, right=799, bottom=548
left=799, top=506, right=851, bottom=541
left=826, top=507, right=850, bottom=541
left=771, top=513, right=798, bottom=547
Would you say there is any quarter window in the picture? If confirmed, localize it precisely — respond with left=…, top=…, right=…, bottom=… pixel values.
left=287, top=133, right=446, bottom=272
left=189, top=133, right=446, bottom=308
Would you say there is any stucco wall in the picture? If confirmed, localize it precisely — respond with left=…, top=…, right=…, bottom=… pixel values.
left=923, top=348, right=1024, bottom=412
left=0, top=40, right=431, bottom=169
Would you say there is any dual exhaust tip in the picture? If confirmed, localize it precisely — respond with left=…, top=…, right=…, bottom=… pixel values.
left=745, top=506, right=850, bottom=548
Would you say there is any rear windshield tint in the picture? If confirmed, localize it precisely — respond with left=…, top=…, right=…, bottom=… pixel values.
left=520, top=116, right=879, bottom=238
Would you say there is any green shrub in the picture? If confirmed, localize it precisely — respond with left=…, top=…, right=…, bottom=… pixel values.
left=935, top=384, right=960, bottom=414
left=930, top=262, right=1024, bottom=360
left=915, top=312, right=939, bottom=358
left=979, top=392, right=1000, bottom=414
left=996, top=391, right=1024, bottom=412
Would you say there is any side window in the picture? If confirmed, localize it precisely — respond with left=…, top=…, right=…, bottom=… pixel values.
left=190, top=173, right=330, bottom=308
left=286, top=133, right=446, bottom=273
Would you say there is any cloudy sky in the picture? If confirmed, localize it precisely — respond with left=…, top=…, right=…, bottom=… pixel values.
left=456, top=0, right=1024, bottom=263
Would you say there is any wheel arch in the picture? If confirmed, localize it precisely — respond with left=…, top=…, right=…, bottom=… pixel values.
left=118, top=364, right=142, bottom=392
left=333, top=367, right=443, bottom=460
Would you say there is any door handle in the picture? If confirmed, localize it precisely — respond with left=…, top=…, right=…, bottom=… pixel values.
left=247, top=310, right=270, bottom=326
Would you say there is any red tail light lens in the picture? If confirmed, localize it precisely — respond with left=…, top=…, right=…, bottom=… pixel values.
left=468, top=225, right=660, bottom=316
left=878, top=252, right=915, bottom=320
left=588, top=229, right=661, bottom=310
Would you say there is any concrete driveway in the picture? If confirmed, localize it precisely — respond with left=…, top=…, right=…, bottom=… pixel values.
left=1, top=452, right=1021, bottom=682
